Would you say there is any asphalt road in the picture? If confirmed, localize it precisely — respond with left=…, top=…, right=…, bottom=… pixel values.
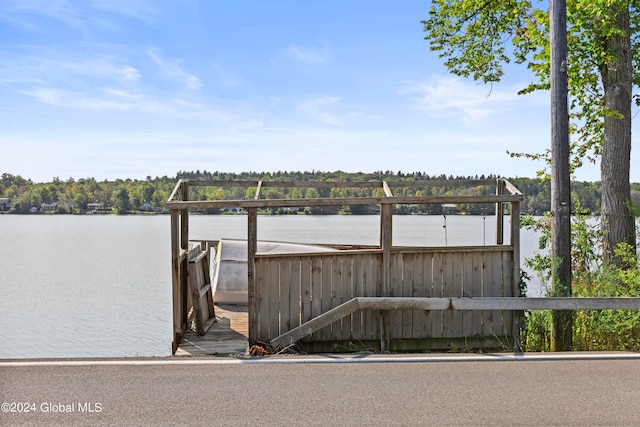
left=2, top=354, right=640, bottom=426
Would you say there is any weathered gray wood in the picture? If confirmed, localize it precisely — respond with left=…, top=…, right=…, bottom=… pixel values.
left=310, top=256, right=323, bottom=341
left=271, top=296, right=640, bottom=349
left=187, top=246, right=216, bottom=336
left=461, top=251, right=473, bottom=337
left=167, top=194, right=523, bottom=210
left=279, top=257, right=291, bottom=334
left=170, top=210, right=182, bottom=352
left=402, top=253, right=414, bottom=339
left=411, top=252, right=427, bottom=338
left=300, top=256, right=312, bottom=332
left=268, top=257, right=280, bottom=338
left=290, top=256, right=302, bottom=333
left=247, top=207, right=257, bottom=344
left=352, top=253, right=364, bottom=338
left=496, top=179, right=504, bottom=245
left=341, top=257, right=354, bottom=340
left=170, top=179, right=525, bottom=353
left=470, top=251, right=484, bottom=336
left=254, top=180, right=262, bottom=199
left=510, top=201, right=522, bottom=350
left=389, top=253, right=403, bottom=338
left=482, top=252, right=494, bottom=337
left=451, top=252, right=464, bottom=338
left=271, top=298, right=360, bottom=348
left=320, top=255, right=333, bottom=341
left=452, top=297, right=640, bottom=310
left=431, top=252, right=445, bottom=338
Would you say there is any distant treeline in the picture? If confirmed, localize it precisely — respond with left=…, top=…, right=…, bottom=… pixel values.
left=1, top=170, right=639, bottom=215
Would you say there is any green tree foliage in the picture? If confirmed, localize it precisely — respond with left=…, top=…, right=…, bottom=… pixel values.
left=422, top=0, right=638, bottom=263
left=0, top=170, right=635, bottom=216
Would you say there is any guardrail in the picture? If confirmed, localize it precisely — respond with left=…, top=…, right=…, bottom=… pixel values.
left=270, top=297, right=640, bottom=352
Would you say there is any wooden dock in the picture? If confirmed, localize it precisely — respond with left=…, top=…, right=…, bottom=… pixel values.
left=175, top=305, right=249, bottom=356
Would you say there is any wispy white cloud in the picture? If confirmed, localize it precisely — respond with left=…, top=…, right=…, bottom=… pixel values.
left=90, top=0, right=158, bottom=23
left=0, top=52, right=140, bottom=86
left=147, top=49, right=202, bottom=90
left=18, top=86, right=250, bottom=125
left=4, top=0, right=86, bottom=30
left=299, top=95, right=346, bottom=126
left=284, top=43, right=330, bottom=64
left=399, top=76, right=527, bottom=125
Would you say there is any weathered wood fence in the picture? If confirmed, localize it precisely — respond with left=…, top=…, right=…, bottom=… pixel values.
left=255, top=246, right=517, bottom=351
left=167, top=178, right=524, bottom=353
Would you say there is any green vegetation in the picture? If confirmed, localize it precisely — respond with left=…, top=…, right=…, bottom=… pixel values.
left=522, top=202, right=640, bottom=351
left=2, top=170, right=639, bottom=215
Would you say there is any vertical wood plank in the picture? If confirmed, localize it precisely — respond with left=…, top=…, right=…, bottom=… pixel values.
left=402, top=252, right=414, bottom=339
left=482, top=251, right=495, bottom=337
left=255, top=258, right=267, bottom=342
left=320, top=254, right=333, bottom=341
left=268, top=258, right=280, bottom=340
left=331, top=255, right=343, bottom=341
left=289, top=256, right=302, bottom=333
left=462, top=250, right=474, bottom=338
left=300, top=256, right=313, bottom=326
left=450, top=252, right=464, bottom=338
left=389, top=252, right=403, bottom=339
left=340, top=256, right=354, bottom=340
left=362, top=253, right=377, bottom=340
left=412, top=252, right=428, bottom=338
left=310, top=256, right=323, bottom=342
left=431, top=252, right=444, bottom=338
left=502, top=250, right=514, bottom=336
left=352, top=253, right=364, bottom=339
left=441, top=252, right=454, bottom=338
left=471, top=251, right=484, bottom=336
left=496, top=179, right=504, bottom=245
left=279, top=257, right=291, bottom=335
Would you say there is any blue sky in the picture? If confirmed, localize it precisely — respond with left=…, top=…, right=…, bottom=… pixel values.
left=1, top=0, right=635, bottom=183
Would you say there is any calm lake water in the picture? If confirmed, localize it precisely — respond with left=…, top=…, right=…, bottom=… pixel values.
left=0, top=214, right=544, bottom=359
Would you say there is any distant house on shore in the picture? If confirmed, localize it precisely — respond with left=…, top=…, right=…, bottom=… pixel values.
left=41, top=202, right=58, bottom=212
left=140, top=203, right=159, bottom=212
left=87, top=202, right=108, bottom=212
left=0, top=198, right=11, bottom=211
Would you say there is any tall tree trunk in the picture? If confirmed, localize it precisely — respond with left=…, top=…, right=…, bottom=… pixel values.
left=601, top=7, right=636, bottom=267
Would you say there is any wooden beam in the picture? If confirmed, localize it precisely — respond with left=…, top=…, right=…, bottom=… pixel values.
left=166, top=194, right=522, bottom=211
left=382, top=181, right=393, bottom=197
left=496, top=179, right=504, bottom=245
left=254, top=180, right=262, bottom=199
left=269, top=296, right=640, bottom=348
left=271, top=299, right=360, bottom=347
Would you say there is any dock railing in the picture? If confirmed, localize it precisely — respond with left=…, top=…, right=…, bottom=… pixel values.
left=167, top=178, right=529, bottom=353
left=168, top=178, right=640, bottom=353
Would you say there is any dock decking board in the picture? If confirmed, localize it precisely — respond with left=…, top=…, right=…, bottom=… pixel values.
left=175, top=304, right=249, bottom=356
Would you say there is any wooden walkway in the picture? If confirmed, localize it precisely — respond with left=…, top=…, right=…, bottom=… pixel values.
left=175, top=304, right=249, bottom=356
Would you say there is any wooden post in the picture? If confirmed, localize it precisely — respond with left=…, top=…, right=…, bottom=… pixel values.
left=511, top=200, right=522, bottom=352
left=496, top=179, right=504, bottom=245
left=247, top=207, right=258, bottom=345
left=380, top=203, right=393, bottom=297
left=180, top=183, right=190, bottom=339
left=170, top=210, right=181, bottom=353
left=550, top=0, right=572, bottom=351
left=380, top=203, right=393, bottom=350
